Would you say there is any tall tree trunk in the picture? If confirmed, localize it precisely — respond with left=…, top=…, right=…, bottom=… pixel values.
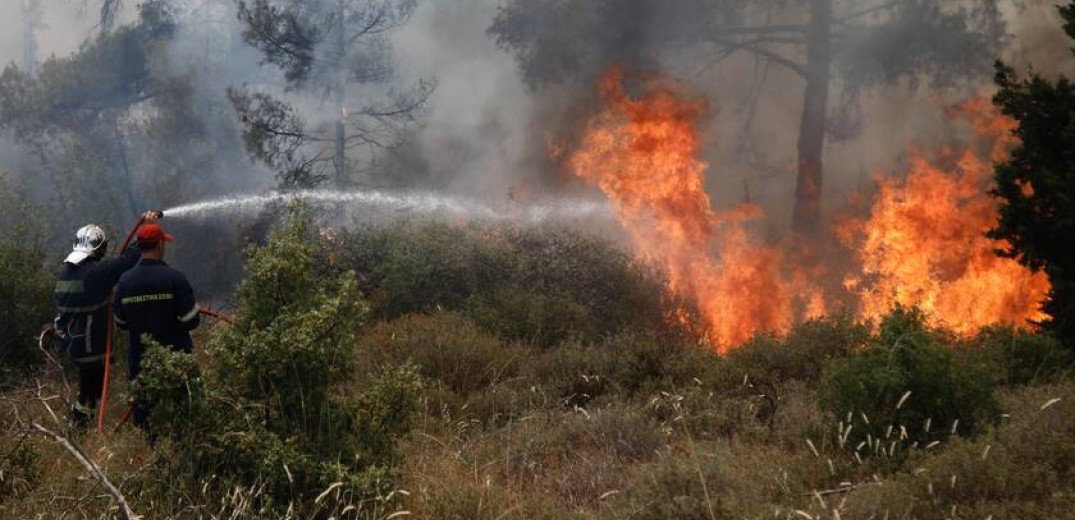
left=333, top=0, right=347, bottom=187
left=22, top=0, right=39, bottom=76
left=112, top=117, right=140, bottom=219
left=792, top=0, right=832, bottom=239
left=334, top=86, right=346, bottom=187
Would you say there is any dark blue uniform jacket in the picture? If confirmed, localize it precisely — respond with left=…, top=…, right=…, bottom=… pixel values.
left=53, top=248, right=141, bottom=364
left=114, top=259, right=200, bottom=380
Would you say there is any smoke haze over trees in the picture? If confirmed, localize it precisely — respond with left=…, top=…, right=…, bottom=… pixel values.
left=232, top=0, right=434, bottom=187
left=0, top=1, right=1071, bottom=250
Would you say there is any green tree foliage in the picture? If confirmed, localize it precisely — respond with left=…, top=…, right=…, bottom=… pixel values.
left=0, top=177, right=53, bottom=388
left=0, top=1, right=252, bottom=237
left=133, top=207, right=423, bottom=514
left=819, top=307, right=1000, bottom=451
left=337, top=222, right=678, bottom=346
left=991, top=2, right=1075, bottom=350
left=0, top=1, right=174, bottom=226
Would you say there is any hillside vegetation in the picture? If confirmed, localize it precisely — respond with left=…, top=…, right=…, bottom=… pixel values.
left=1, top=210, right=1074, bottom=519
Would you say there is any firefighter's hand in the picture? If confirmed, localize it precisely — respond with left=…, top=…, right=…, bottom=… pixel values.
left=141, top=210, right=162, bottom=223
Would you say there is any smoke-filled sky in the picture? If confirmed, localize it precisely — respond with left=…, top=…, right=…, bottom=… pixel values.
left=1, top=0, right=1073, bottom=228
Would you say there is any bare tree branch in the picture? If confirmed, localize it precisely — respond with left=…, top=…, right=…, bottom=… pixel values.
left=713, top=24, right=809, bottom=35
left=835, top=1, right=907, bottom=25
left=31, top=422, right=141, bottom=520
left=709, top=37, right=808, bottom=77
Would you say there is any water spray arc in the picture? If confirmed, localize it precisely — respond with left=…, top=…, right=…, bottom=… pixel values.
left=162, top=189, right=611, bottom=224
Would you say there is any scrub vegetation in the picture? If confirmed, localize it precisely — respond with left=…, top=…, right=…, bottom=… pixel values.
left=3, top=1, right=1075, bottom=517
left=1, top=208, right=1073, bottom=519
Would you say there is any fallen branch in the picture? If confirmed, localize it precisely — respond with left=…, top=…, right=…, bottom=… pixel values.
left=810, top=481, right=883, bottom=497
left=31, top=422, right=141, bottom=520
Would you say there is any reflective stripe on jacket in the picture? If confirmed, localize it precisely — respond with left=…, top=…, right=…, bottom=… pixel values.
left=53, top=247, right=141, bottom=360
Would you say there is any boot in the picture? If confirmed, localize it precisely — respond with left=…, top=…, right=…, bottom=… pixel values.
left=68, top=401, right=95, bottom=431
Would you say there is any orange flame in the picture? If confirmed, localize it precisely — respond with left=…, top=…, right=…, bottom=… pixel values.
left=567, top=73, right=1047, bottom=350
left=841, top=96, right=1050, bottom=333
left=567, top=69, right=819, bottom=351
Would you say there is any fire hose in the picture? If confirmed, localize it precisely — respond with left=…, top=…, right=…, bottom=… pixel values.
left=95, top=212, right=147, bottom=434
left=96, top=211, right=236, bottom=435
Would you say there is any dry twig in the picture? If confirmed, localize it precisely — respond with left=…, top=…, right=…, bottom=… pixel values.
left=30, top=422, right=141, bottom=520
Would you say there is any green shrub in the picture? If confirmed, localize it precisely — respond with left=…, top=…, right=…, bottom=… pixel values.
left=338, top=222, right=676, bottom=346
left=0, top=440, right=40, bottom=501
left=616, top=441, right=807, bottom=520
left=130, top=341, right=206, bottom=438
left=0, top=180, right=52, bottom=388
left=355, top=313, right=530, bottom=427
left=726, top=314, right=869, bottom=388
left=840, top=381, right=1075, bottom=519
left=134, top=206, right=422, bottom=516
left=818, top=307, right=1001, bottom=452
left=971, top=326, right=1074, bottom=386
left=526, top=333, right=715, bottom=407
left=356, top=313, right=523, bottom=395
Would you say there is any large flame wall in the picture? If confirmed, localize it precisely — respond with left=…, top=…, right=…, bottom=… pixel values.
left=567, top=70, right=1050, bottom=351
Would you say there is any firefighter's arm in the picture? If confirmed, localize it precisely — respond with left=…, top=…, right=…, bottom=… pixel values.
left=175, top=274, right=201, bottom=331
left=98, top=244, right=141, bottom=284
left=97, top=211, right=158, bottom=283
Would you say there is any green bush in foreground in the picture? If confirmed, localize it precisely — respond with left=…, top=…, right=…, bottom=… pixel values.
left=135, top=207, right=423, bottom=516
left=819, top=308, right=1001, bottom=454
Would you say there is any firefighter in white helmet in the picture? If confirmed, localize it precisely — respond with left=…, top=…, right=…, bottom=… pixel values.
left=53, top=213, right=159, bottom=429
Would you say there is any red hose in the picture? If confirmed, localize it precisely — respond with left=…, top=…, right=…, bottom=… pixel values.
left=198, top=307, right=236, bottom=325
left=98, top=213, right=238, bottom=434
left=97, top=215, right=147, bottom=435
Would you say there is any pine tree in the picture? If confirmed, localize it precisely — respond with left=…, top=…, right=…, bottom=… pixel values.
left=234, top=0, right=433, bottom=187
left=991, top=2, right=1075, bottom=349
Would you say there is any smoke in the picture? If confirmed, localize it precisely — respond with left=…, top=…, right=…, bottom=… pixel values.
left=391, top=0, right=537, bottom=200
left=0, top=1, right=95, bottom=67
left=1, top=0, right=1073, bottom=276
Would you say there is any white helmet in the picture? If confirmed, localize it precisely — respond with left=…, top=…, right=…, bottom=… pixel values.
left=64, top=224, right=108, bottom=265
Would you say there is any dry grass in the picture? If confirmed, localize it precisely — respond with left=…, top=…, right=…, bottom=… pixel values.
left=3, top=317, right=1073, bottom=519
